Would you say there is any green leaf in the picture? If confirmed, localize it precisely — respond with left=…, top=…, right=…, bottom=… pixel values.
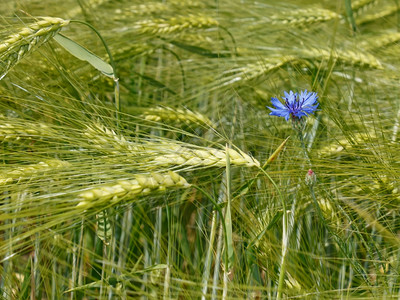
left=133, top=71, right=176, bottom=95
left=345, top=0, right=357, bottom=33
left=133, top=264, right=168, bottom=274
left=168, top=40, right=230, bottom=58
left=53, top=33, right=114, bottom=78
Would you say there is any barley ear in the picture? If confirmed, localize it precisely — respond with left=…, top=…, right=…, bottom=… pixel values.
left=76, top=171, right=190, bottom=209
left=0, top=17, right=70, bottom=79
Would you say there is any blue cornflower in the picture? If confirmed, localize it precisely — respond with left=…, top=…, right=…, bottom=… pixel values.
left=267, top=90, right=319, bottom=121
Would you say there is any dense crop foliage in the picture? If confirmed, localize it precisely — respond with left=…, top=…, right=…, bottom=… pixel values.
left=1, top=0, right=400, bottom=298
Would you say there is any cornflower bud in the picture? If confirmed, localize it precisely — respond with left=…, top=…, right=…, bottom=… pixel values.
left=305, top=169, right=317, bottom=186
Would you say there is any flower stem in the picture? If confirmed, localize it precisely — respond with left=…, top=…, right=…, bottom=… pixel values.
left=291, top=119, right=311, bottom=167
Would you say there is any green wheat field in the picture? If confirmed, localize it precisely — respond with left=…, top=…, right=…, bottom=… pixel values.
left=1, top=0, right=400, bottom=299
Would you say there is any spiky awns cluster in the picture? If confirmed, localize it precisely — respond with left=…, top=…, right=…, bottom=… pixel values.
left=267, top=90, right=319, bottom=121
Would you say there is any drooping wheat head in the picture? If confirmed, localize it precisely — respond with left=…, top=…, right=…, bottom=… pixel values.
left=133, top=14, right=219, bottom=35
left=140, top=106, right=215, bottom=128
left=84, top=123, right=260, bottom=168
left=0, top=159, right=71, bottom=186
left=76, top=171, right=190, bottom=209
left=0, top=17, right=70, bottom=79
left=270, top=8, right=340, bottom=26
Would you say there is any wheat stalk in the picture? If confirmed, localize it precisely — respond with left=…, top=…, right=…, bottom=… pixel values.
left=0, top=159, right=71, bottom=185
left=133, top=14, right=219, bottom=35
left=141, top=106, right=215, bottom=128
left=149, top=143, right=260, bottom=168
left=318, top=132, right=377, bottom=156
left=219, top=46, right=381, bottom=87
left=302, top=47, right=382, bottom=69
left=113, top=42, right=158, bottom=60
left=113, top=3, right=169, bottom=18
left=0, top=117, right=55, bottom=142
left=270, top=8, right=340, bottom=26
left=360, top=32, right=400, bottom=50
left=84, top=123, right=137, bottom=153
left=113, top=1, right=205, bottom=19
left=85, top=123, right=260, bottom=168
left=76, top=171, right=190, bottom=209
left=352, top=0, right=380, bottom=16
left=351, top=175, right=399, bottom=199
left=356, top=4, right=399, bottom=25
left=168, top=0, right=205, bottom=7
left=0, top=17, right=70, bottom=79
left=66, top=0, right=108, bottom=18
left=221, top=56, right=297, bottom=84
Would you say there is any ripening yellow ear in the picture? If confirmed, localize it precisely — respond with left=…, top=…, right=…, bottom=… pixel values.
left=266, top=136, right=290, bottom=165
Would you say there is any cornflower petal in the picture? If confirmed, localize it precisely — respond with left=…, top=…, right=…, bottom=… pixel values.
left=270, top=97, right=286, bottom=110
left=267, top=89, right=319, bottom=121
left=301, top=90, right=318, bottom=106
left=268, top=108, right=291, bottom=120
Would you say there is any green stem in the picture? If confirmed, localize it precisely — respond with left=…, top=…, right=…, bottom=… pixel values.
left=201, top=209, right=219, bottom=300
left=276, top=232, right=288, bottom=300
left=69, top=20, right=116, bottom=74
left=292, top=119, right=311, bottom=167
left=256, top=167, right=286, bottom=299
left=70, top=20, right=120, bottom=124
left=344, top=0, right=357, bottom=34
left=222, top=145, right=233, bottom=300
left=211, top=221, right=224, bottom=300
left=296, top=118, right=371, bottom=287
